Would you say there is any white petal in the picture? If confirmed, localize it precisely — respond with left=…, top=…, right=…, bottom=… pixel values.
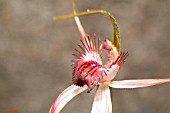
left=49, top=85, right=87, bottom=113
left=91, top=84, right=112, bottom=113
left=109, top=78, right=170, bottom=88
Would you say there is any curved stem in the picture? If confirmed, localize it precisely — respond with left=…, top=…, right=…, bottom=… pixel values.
left=54, top=10, right=121, bottom=52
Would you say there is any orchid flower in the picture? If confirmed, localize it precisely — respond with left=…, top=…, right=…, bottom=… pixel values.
left=49, top=0, right=170, bottom=113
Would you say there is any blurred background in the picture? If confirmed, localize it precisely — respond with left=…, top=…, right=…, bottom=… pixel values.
left=0, top=0, right=170, bottom=113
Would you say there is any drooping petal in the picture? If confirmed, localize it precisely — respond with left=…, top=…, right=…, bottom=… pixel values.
left=109, top=78, right=170, bottom=88
left=54, top=9, right=121, bottom=52
left=91, top=84, right=112, bottom=113
left=49, top=85, right=87, bottom=113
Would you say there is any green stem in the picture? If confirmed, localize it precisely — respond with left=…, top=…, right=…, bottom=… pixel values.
left=54, top=0, right=121, bottom=52
left=72, top=0, right=76, bottom=13
left=53, top=10, right=120, bottom=52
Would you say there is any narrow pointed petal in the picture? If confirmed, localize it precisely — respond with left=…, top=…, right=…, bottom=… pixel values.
left=74, top=14, right=92, bottom=52
left=72, top=0, right=87, bottom=43
left=91, top=84, right=112, bottom=113
left=49, top=85, right=87, bottom=113
left=109, top=78, right=170, bottom=88
left=74, top=17, right=87, bottom=41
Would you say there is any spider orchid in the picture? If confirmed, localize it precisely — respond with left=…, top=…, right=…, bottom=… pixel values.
left=49, top=0, right=170, bottom=113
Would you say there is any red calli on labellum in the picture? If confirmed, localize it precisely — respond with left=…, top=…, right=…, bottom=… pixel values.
left=49, top=0, right=170, bottom=113
left=72, top=35, right=128, bottom=92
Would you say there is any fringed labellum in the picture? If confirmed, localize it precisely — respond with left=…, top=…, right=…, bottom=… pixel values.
left=72, top=35, right=128, bottom=92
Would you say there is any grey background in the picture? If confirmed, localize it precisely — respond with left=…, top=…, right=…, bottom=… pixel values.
left=0, top=0, right=170, bottom=113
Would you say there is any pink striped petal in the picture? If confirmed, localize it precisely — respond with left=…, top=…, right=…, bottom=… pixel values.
left=49, top=85, right=87, bottom=113
left=73, top=0, right=87, bottom=42
left=91, top=84, right=112, bottom=113
left=74, top=16, right=91, bottom=52
left=109, top=78, right=170, bottom=88
left=74, top=17, right=87, bottom=42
